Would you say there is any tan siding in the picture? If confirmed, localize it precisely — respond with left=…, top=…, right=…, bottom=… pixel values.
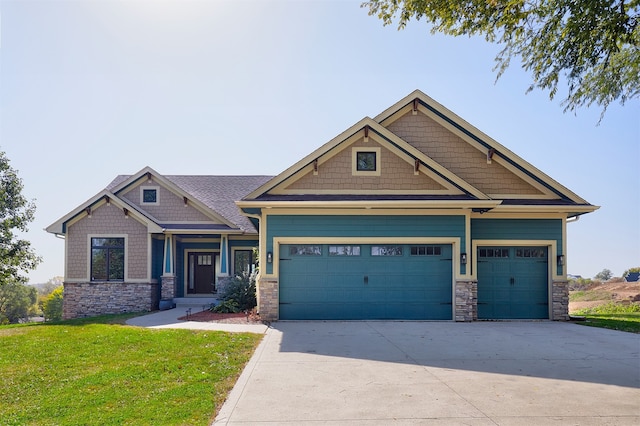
left=285, top=138, right=446, bottom=192
left=66, top=203, right=148, bottom=280
left=387, top=112, right=543, bottom=195
left=121, top=182, right=212, bottom=222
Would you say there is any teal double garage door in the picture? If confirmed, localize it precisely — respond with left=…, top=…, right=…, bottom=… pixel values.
left=279, top=243, right=453, bottom=320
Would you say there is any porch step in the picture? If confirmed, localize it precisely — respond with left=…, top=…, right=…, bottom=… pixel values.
left=173, top=297, right=219, bottom=310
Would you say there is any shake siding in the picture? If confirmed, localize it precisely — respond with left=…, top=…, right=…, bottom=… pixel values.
left=120, top=182, right=212, bottom=222
left=471, top=218, right=562, bottom=253
left=66, top=203, right=148, bottom=280
left=387, top=112, right=543, bottom=195
left=285, top=139, right=445, bottom=191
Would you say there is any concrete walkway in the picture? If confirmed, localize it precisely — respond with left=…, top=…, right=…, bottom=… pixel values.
left=214, top=321, right=640, bottom=425
left=125, top=307, right=269, bottom=334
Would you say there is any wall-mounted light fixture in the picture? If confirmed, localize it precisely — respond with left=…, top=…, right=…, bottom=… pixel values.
left=146, top=172, right=153, bottom=183
left=266, top=252, right=273, bottom=264
left=557, top=255, right=565, bottom=266
left=363, top=125, right=369, bottom=142
left=460, top=253, right=467, bottom=265
left=123, top=208, right=129, bottom=218
left=183, top=196, right=188, bottom=207
left=85, top=207, right=92, bottom=218
left=104, top=196, right=110, bottom=206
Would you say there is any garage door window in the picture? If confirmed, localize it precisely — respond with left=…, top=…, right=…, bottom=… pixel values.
left=479, top=248, right=510, bottom=258
left=329, top=245, right=361, bottom=256
left=410, top=245, right=442, bottom=256
left=516, top=248, right=546, bottom=258
left=289, top=245, right=322, bottom=256
left=371, top=245, right=403, bottom=256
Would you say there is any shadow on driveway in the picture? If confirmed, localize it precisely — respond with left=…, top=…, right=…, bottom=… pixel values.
left=273, top=321, right=640, bottom=388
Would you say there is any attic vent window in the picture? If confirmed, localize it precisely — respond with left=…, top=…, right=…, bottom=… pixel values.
left=357, top=152, right=376, bottom=171
left=141, top=186, right=159, bottom=205
left=352, top=147, right=381, bottom=176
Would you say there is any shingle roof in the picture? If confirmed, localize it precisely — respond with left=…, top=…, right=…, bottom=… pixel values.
left=165, top=175, right=272, bottom=233
left=107, top=174, right=273, bottom=233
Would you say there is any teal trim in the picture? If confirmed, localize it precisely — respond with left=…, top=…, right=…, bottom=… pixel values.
left=164, top=236, right=172, bottom=274
left=220, top=236, right=228, bottom=274
left=266, top=215, right=465, bottom=275
left=151, top=237, right=164, bottom=281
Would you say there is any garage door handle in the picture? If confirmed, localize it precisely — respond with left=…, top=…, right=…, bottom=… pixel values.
left=364, top=275, right=368, bottom=284
left=510, top=277, right=515, bottom=285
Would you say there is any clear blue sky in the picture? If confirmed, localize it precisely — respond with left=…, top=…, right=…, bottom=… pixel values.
left=1, top=0, right=638, bottom=283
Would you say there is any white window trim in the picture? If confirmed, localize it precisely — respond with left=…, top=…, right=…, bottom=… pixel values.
left=352, top=147, right=381, bottom=176
left=140, top=186, right=160, bottom=205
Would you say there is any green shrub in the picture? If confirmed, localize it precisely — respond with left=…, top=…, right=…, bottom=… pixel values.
left=211, top=271, right=256, bottom=313
left=42, top=286, right=64, bottom=322
left=574, top=301, right=640, bottom=315
left=212, top=299, right=240, bottom=313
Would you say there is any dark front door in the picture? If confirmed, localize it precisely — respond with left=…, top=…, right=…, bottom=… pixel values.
left=188, top=252, right=215, bottom=294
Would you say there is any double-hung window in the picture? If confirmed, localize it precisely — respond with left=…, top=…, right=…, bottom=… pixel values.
left=91, top=237, right=125, bottom=281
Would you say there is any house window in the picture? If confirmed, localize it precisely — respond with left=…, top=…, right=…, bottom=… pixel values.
left=140, top=186, right=159, bottom=205
left=289, top=245, right=322, bottom=256
left=371, top=245, right=403, bottom=256
left=352, top=147, right=381, bottom=176
left=198, top=254, right=212, bottom=265
left=234, top=250, right=255, bottom=275
left=357, top=152, right=377, bottom=171
left=91, top=237, right=124, bottom=281
left=410, top=245, right=442, bottom=256
left=329, top=245, right=361, bottom=256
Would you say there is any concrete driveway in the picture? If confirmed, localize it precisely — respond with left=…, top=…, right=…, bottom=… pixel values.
left=214, top=321, right=640, bottom=425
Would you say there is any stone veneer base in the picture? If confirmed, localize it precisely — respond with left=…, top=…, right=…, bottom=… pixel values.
left=63, top=282, right=159, bottom=319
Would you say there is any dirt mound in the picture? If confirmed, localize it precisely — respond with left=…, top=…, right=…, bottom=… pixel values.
left=569, top=281, right=640, bottom=313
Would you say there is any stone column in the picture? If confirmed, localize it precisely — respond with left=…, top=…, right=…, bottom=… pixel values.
left=455, top=280, right=477, bottom=322
left=161, top=275, right=175, bottom=300
left=552, top=280, right=570, bottom=321
left=258, top=277, right=279, bottom=321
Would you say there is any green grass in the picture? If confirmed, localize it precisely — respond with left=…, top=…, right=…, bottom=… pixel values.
left=569, top=290, right=613, bottom=302
left=572, top=302, right=640, bottom=333
left=0, top=314, right=262, bottom=425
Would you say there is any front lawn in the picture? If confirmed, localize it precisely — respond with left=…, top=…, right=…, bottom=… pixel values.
left=572, top=302, right=640, bottom=333
left=0, top=314, right=262, bottom=425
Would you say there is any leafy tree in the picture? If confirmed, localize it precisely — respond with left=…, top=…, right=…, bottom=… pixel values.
left=0, top=280, right=37, bottom=324
left=594, top=268, right=613, bottom=281
left=363, top=0, right=640, bottom=118
left=41, top=286, right=63, bottom=322
left=0, top=150, right=41, bottom=286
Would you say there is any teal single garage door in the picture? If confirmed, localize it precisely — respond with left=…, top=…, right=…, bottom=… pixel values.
left=477, top=246, right=549, bottom=319
left=279, top=243, right=452, bottom=320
